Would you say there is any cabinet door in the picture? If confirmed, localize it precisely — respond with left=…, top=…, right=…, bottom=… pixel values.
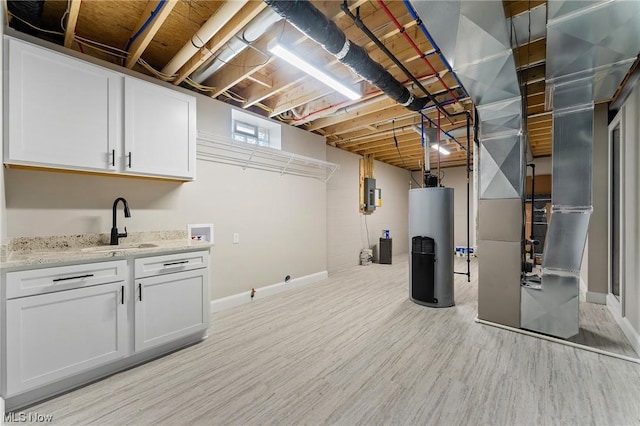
left=5, top=37, right=122, bottom=172
left=6, top=283, right=127, bottom=396
left=135, top=268, right=208, bottom=352
left=124, top=77, right=196, bottom=180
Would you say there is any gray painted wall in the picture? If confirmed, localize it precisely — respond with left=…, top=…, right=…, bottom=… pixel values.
left=326, top=146, right=410, bottom=272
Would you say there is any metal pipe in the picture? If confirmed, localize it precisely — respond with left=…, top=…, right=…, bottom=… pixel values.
left=402, top=0, right=469, bottom=99
left=437, top=110, right=441, bottom=184
left=465, top=111, right=471, bottom=282
left=376, top=0, right=459, bottom=103
left=338, top=2, right=450, bottom=118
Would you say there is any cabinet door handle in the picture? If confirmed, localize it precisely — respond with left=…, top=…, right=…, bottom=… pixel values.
left=121, top=285, right=125, bottom=305
left=163, top=261, right=189, bottom=267
left=52, top=274, right=94, bottom=282
left=112, top=149, right=116, bottom=167
left=138, top=283, right=142, bottom=301
left=128, top=152, right=132, bottom=168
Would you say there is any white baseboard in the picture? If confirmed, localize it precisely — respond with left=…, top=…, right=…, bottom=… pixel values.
left=585, top=291, right=607, bottom=305
left=210, top=271, right=328, bottom=313
left=606, top=294, right=640, bottom=358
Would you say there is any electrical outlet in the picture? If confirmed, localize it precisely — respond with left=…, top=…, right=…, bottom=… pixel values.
left=233, top=233, right=240, bottom=244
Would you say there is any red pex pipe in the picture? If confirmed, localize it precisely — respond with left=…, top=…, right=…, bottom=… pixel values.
left=290, top=72, right=438, bottom=124
left=376, top=0, right=460, bottom=103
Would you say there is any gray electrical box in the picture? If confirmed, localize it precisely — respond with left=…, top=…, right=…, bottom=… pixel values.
left=364, top=177, right=376, bottom=212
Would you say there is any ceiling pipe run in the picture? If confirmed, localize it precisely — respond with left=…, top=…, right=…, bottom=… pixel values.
left=191, top=8, right=283, bottom=84
left=161, top=0, right=249, bottom=77
left=263, top=0, right=431, bottom=111
left=291, top=74, right=440, bottom=126
left=402, top=0, right=468, bottom=99
left=376, top=0, right=459, bottom=103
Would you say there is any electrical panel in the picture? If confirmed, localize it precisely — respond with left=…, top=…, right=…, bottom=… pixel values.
left=364, top=177, right=376, bottom=212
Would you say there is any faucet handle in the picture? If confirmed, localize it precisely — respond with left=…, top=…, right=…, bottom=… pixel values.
left=123, top=226, right=128, bottom=236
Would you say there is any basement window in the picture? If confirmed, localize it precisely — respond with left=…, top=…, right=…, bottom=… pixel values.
left=231, top=109, right=281, bottom=150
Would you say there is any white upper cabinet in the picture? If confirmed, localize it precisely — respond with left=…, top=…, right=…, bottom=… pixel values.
left=4, top=37, right=196, bottom=181
left=5, top=37, right=121, bottom=172
left=124, top=77, right=196, bottom=180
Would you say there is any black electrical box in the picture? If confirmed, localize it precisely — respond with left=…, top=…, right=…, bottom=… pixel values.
left=364, top=177, right=376, bottom=212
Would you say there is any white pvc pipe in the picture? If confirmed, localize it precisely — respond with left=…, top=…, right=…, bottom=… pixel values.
left=161, top=0, right=249, bottom=76
left=475, top=317, right=640, bottom=365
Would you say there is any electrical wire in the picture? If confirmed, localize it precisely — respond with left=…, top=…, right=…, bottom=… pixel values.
left=184, top=77, right=216, bottom=92
left=7, top=12, right=65, bottom=36
left=363, top=213, right=371, bottom=249
left=75, top=35, right=129, bottom=55
left=74, top=38, right=128, bottom=59
left=60, top=0, right=71, bottom=32
left=137, top=57, right=176, bottom=81
left=221, top=91, right=246, bottom=103
left=393, top=120, right=422, bottom=185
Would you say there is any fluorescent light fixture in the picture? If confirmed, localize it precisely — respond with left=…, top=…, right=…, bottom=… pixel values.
left=431, top=143, right=450, bottom=155
left=269, top=44, right=361, bottom=100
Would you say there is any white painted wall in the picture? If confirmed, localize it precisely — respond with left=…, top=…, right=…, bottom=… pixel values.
left=2, top=83, right=327, bottom=300
left=326, top=146, right=411, bottom=272
left=606, top=81, right=640, bottom=353
left=621, top=83, right=640, bottom=336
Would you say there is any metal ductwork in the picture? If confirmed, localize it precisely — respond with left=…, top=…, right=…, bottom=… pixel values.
left=263, top=0, right=431, bottom=111
left=192, top=8, right=283, bottom=84
left=412, top=1, right=524, bottom=328
left=521, top=1, right=640, bottom=339
left=412, top=1, right=523, bottom=199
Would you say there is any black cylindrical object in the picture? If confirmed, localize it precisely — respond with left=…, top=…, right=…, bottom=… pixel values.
left=411, top=236, right=436, bottom=304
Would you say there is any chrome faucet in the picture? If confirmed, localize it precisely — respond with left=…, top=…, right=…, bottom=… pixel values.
left=110, top=197, right=131, bottom=245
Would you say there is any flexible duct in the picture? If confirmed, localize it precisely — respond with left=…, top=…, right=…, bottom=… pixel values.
left=263, top=0, right=428, bottom=111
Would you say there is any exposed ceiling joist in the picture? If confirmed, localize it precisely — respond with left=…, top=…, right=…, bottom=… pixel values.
left=63, top=0, right=82, bottom=48
left=173, top=1, right=267, bottom=85
left=125, top=0, right=179, bottom=69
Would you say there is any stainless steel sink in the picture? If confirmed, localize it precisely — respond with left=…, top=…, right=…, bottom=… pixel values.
left=81, top=243, right=158, bottom=253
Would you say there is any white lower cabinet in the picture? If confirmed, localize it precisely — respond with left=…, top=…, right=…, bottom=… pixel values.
left=2, top=249, right=210, bottom=407
left=134, top=268, right=209, bottom=352
left=6, top=282, right=127, bottom=395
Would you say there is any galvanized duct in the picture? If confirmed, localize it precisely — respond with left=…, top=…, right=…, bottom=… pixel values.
left=521, top=1, right=640, bottom=339
left=412, top=1, right=523, bottom=199
left=263, top=0, right=430, bottom=111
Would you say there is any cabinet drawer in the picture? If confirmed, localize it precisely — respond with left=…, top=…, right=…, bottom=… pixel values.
left=134, top=250, right=209, bottom=278
left=6, top=260, right=127, bottom=299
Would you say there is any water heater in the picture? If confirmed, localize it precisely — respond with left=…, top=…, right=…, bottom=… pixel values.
left=408, top=187, right=454, bottom=307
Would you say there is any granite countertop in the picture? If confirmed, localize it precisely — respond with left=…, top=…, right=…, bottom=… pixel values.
left=1, top=231, right=213, bottom=269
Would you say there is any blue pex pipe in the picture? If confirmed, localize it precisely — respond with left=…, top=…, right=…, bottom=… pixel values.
left=403, top=0, right=469, bottom=99
left=124, top=0, right=167, bottom=54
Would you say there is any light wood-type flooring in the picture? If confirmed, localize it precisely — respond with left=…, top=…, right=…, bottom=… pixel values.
left=9, top=256, right=640, bottom=425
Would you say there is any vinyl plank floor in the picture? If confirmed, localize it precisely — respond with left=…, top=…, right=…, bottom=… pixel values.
left=9, top=256, right=640, bottom=425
